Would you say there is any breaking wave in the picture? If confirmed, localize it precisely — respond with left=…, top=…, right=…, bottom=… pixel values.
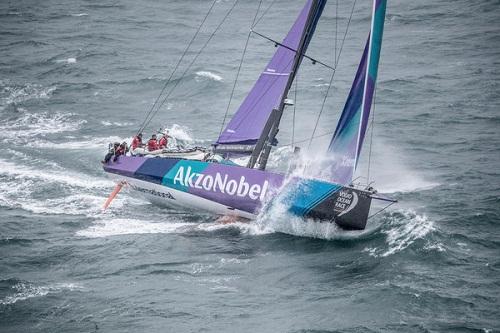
left=100, top=120, right=134, bottom=127
left=77, top=217, right=271, bottom=238
left=28, top=135, right=127, bottom=150
left=156, top=123, right=209, bottom=145
left=55, top=57, right=77, bottom=64
left=0, top=281, right=82, bottom=305
left=255, top=199, right=378, bottom=240
left=0, top=158, right=112, bottom=189
left=195, top=71, right=223, bottom=82
left=363, top=209, right=436, bottom=257
left=0, top=157, right=124, bottom=216
left=0, top=111, right=85, bottom=138
left=0, top=82, right=56, bottom=109
left=76, top=218, right=197, bottom=238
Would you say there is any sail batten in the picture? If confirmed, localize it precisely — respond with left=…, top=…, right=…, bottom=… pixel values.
left=326, top=0, right=387, bottom=185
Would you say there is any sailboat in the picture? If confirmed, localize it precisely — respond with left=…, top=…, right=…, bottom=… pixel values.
left=102, top=0, right=395, bottom=230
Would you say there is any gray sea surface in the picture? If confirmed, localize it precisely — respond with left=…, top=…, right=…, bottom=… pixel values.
left=1, top=0, right=499, bottom=332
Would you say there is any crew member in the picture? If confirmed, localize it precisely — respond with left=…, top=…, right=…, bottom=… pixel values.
left=158, top=132, right=170, bottom=149
left=113, top=142, right=128, bottom=161
left=147, top=134, right=159, bottom=151
left=102, top=142, right=120, bottom=164
left=131, top=133, right=143, bottom=150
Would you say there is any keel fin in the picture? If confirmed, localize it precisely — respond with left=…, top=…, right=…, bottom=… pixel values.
left=103, top=182, right=124, bottom=210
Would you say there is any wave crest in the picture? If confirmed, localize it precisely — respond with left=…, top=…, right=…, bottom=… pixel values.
left=0, top=282, right=82, bottom=305
left=195, top=71, right=223, bottom=82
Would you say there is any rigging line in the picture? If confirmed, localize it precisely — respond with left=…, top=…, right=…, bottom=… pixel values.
left=367, top=83, right=376, bottom=182
left=334, top=0, right=357, bottom=68
left=335, top=0, right=338, bottom=62
left=292, top=74, right=298, bottom=146
left=250, top=30, right=335, bottom=70
left=280, top=130, right=334, bottom=147
left=137, top=0, right=217, bottom=134
left=367, top=201, right=396, bottom=220
left=142, top=0, right=240, bottom=132
left=218, top=0, right=264, bottom=138
left=306, top=0, right=357, bottom=149
left=252, top=0, right=277, bottom=29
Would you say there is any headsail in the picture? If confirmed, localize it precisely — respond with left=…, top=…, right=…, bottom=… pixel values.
left=327, top=0, right=387, bottom=185
left=215, top=0, right=325, bottom=155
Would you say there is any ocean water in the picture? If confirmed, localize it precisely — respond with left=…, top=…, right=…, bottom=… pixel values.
left=1, top=0, right=499, bottom=332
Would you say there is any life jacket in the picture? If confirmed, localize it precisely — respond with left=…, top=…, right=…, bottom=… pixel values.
left=147, top=138, right=159, bottom=151
left=131, top=136, right=142, bottom=150
left=158, top=136, right=168, bottom=148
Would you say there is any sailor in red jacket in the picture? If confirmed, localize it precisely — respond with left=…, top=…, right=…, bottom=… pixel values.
left=147, top=134, right=159, bottom=151
left=131, top=133, right=143, bottom=150
left=158, top=132, right=170, bottom=149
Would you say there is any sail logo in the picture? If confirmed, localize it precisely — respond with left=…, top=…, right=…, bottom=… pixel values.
left=173, top=166, right=268, bottom=200
left=334, top=190, right=358, bottom=216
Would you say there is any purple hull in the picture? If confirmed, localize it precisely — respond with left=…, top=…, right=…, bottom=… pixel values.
left=103, top=156, right=372, bottom=230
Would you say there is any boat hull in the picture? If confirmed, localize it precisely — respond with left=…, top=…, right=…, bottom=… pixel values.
left=103, top=156, right=372, bottom=230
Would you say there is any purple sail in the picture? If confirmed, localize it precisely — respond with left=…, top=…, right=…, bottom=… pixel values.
left=216, top=0, right=314, bottom=148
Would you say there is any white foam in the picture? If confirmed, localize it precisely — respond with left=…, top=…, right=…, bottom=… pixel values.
left=0, top=158, right=112, bottom=189
left=0, top=174, right=143, bottom=217
left=0, top=178, right=119, bottom=217
left=267, top=146, right=294, bottom=170
left=71, top=13, right=88, bottom=17
left=0, top=282, right=82, bottom=305
left=0, top=83, right=56, bottom=107
left=423, top=242, right=446, bottom=252
left=28, top=135, right=127, bottom=150
left=231, top=146, right=293, bottom=170
left=256, top=199, right=376, bottom=240
left=76, top=218, right=197, bottom=238
left=100, top=120, right=133, bottom=127
left=0, top=154, right=147, bottom=216
left=381, top=210, right=434, bottom=256
left=248, top=157, right=386, bottom=240
left=218, top=257, right=250, bottom=266
left=30, top=194, right=119, bottom=216
left=161, top=123, right=194, bottom=142
left=55, top=57, right=76, bottom=64
left=197, top=221, right=273, bottom=236
left=362, top=209, right=435, bottom=257
left=195, top=71, right=223, bottom=82
left=0, top=111, right=85, bottom=138
left=76, top=215, right=275, bottom=238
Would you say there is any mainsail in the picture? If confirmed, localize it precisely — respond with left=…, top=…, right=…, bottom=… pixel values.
left=215, top=0, right=325, bottom=154
left=327, top=0, right=387, bottom=185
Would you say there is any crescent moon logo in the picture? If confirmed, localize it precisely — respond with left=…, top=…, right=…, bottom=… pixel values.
left=338, top=192, right=358, bottom=217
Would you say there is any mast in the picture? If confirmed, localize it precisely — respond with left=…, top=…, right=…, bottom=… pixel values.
left=248, top=0, right=322, bottom=170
